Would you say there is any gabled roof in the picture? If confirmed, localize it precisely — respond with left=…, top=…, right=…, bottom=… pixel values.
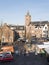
left=31, top=21, right=49, bottom=26
left=8, top=25, right=25, bottom=30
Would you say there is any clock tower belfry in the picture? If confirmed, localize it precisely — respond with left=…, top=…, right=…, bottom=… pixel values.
left=25, top=11, right=31, bottom=26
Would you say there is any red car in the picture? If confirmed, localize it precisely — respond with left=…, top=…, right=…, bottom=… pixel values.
left=0, top=52, right=13, bottom=62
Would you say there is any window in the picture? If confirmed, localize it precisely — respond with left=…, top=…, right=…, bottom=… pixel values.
left=43, top=31, right=48, bottom=33
left=20, top=27, right=23, bottom=30
left=2, top=38, right=4, bottom=42
left=2, top=36, right=5, bottom=42
left=45, top=27, right=47, bottom=29
left=43, top=34, right=47, bottom=38
left=10, top=36, right=13, bottom=42
left=35, top=26, right=37, bottom=28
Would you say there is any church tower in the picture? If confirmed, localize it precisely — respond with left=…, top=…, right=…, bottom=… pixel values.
left=25, top=11, right=31, bottom=26
left=25, top=11, right=31, bottom=39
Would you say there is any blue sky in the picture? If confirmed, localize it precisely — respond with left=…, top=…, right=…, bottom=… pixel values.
left=0, top=0, right=49, bottom=25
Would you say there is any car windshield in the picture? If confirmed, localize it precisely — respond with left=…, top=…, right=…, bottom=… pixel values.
left=3, top=52, right=11, bottom=55
left=5, top=53, right=10, bottom=55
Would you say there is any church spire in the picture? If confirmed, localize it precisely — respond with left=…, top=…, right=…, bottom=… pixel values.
left=25, top=11, right=31, bottom=26
left=27, top=11, right=30, bottom=16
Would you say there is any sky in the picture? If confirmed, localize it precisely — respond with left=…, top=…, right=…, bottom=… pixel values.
left=0, top=0, right=49, bottom=25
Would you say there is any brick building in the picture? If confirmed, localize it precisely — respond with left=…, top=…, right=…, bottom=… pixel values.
left=0, top=23, right=25, bottom=43
left=0, top=23, right=14, bottom=43
left=0, top=11, right=49, bottom=43
left=25, top=12, right=49, bottom=38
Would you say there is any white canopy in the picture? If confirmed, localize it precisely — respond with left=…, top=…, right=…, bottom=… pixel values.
left=37, top=44, right=49, bottom=49
left=43, top=42, right=49, bottom=45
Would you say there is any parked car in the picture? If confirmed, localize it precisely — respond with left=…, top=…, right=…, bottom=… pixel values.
left=0, top=52, right=13, bottom=62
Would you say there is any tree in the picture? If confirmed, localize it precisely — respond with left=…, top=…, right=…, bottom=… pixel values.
left=0, top=21, right=3, bottom=47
